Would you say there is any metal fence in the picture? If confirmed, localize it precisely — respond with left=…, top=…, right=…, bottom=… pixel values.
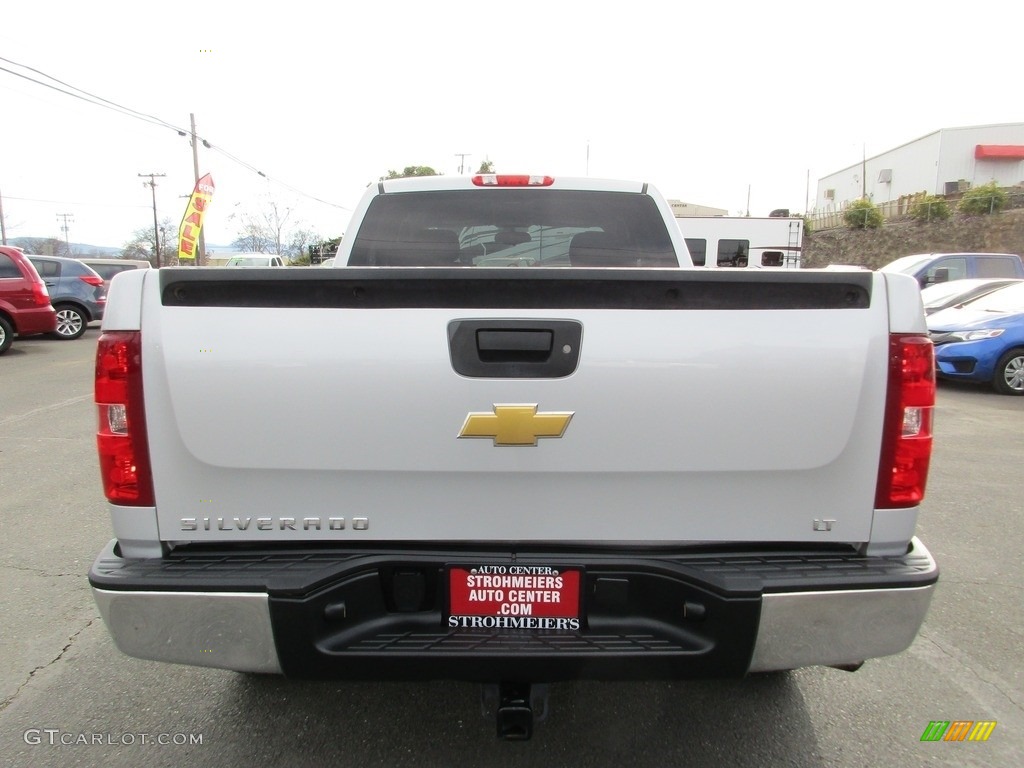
left=807, top=191, right=1024, bottom=231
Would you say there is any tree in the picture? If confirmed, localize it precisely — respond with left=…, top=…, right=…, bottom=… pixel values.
left=227, top=193, right=325, bottom=262
left=231, top=219, right=274, bottom=253
left=381, top=166, right=440, bottom=180
left=287, top=226, right=319, bottom=261
left=121, top=218, right=175, bottom=265
left=843, top=198, right=883, bottom=229
left=231, top=197, right=295, bottom=255
left=476, top=160, right=495, bottom=173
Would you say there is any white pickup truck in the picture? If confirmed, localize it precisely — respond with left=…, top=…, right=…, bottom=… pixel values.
left=90, top=174, right=938, bottom=739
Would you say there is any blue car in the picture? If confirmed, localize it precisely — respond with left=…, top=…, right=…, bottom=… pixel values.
left=26, top=255, right=107, bottom=340
left=928, top=281, right=1024, bottom=395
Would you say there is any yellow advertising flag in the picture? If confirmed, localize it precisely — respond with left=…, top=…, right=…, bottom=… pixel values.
left=177, top=174, right=215, bottom=262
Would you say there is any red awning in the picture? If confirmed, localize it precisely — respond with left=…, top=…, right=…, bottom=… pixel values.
left=975, top=144, right=1024, bottom=160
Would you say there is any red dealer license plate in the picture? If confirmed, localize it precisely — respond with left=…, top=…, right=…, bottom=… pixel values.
left=447, top=565, right=582, bottom=631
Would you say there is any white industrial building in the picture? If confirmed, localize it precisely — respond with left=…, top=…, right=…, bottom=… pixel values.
left=814, top=122, right=1024, bottom=212
left=668, top=200, right=728, bottom=217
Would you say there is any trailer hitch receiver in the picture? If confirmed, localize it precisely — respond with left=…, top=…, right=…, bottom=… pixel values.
left=483, top=682, right=549, bottom=741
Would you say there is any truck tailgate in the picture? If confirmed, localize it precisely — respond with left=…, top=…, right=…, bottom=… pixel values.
left=144, top=268, right=886, bottom=545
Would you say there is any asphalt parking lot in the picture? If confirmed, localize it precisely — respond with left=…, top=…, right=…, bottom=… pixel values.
left=0, top=330, right=1021, bottom=767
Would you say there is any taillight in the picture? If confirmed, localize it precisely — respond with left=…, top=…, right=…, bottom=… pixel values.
left=31, top=279, right=51, bottom=307
left=472, top=174, right=555, bottom=187
left=95, top=332, right=154, bottom=506
left=80, top=274, right=104, bottom=287
left=875, top=334, right=935, bottom=508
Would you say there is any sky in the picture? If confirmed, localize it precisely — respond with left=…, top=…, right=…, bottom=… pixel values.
left=0, top=0, right=1019, bottom=252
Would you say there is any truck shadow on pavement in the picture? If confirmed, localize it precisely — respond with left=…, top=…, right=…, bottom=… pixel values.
left=225, top=672, right=826, bottom=767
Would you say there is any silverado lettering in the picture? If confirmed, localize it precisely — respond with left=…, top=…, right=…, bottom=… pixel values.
left=178, top=516, right=369, bottom=532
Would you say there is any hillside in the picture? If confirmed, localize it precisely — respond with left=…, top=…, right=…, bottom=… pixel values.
left=803, top=209, right=1024, bottom=268
left=6, top=237, right=121, bottom=257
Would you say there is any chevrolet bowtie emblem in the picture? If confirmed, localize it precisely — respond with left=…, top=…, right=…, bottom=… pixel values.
left=459, top=404, right=574, bottom=446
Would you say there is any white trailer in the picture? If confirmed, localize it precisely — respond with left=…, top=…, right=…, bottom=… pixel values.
left=676, top=216, right=803, bottom=268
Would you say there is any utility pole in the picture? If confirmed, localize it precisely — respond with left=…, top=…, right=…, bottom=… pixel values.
left=861, top=144, right=867, bottom=200
left=455, top=153, right=470, bottom=174
left=189, top=113, right=206, bottom=265
left=57, top=213, right=74, bottom=256
left=0, top=189, right=7, bottom=245
left=139, top=173, right=166, bottom=267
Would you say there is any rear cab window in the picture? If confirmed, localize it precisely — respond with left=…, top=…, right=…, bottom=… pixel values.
left=348, top=190, right=678, bottom=268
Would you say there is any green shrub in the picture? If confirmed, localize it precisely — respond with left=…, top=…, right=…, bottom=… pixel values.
left=958, top=182, right=1007, bottom=215
left=909, top=194, right=950, bottom=222
left=843, top=198, right=883, bottom=229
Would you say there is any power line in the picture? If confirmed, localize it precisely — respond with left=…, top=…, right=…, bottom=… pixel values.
left=0, top=63, right=176, bottom=132
left=0, top=56, right=350, bottom=212
left=0, top=56, right=185, bottom=134
left=5, top=194, right=150, bottom=209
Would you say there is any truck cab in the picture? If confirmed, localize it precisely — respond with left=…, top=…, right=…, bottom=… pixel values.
left=880, top=252, right=1024, bottom=288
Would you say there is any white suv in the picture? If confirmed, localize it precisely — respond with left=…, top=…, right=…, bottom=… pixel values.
left=224, top=254, right=286, bottom=267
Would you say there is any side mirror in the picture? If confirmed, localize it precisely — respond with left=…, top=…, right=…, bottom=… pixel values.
left=932, top=267, right=950, bottom=284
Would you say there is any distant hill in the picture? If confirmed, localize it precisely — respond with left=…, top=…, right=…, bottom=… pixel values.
left=7, top=237, right=122, bottom=257
left=6, top=237, right=243, bottom=260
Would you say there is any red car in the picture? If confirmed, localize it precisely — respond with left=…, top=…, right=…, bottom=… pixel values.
left=0, top=246, right=59, bottom=355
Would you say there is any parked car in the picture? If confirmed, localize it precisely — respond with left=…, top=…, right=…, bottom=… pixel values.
left=224, top=254, right=286, bottom=267
left=928, top=281, right=1024, bottom=395
left=920, top=277, right=1022, bottom=315
left=880, top=252, right=1024, bottom=288
left=77, top=258, right=151, bottom=290
left=0, top=246, right=58, bottom=354
left=26, top=255, right=106, bottom=340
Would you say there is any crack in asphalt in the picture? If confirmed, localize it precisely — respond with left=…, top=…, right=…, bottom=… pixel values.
left=0, top=394, right=92, bottom=427
left=1, top=564, right=88, bottom=580
left=0, top=618, right=97, bottom=713
left=919, top=630, right=1023, bottom=712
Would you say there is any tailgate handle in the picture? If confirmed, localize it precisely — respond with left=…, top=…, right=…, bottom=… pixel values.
left=448, top=319, right=582, bottom=378
left=477, top=330, right=553, bottom=360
